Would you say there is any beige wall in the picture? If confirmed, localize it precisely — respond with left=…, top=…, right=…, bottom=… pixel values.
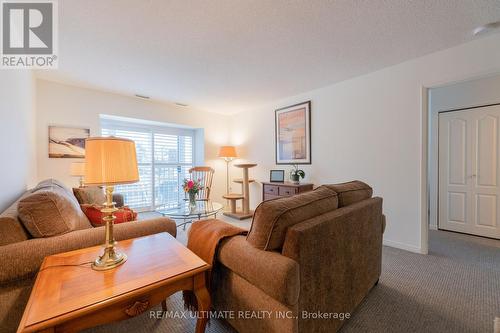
left=0, top=71, right=36, bottom=211
left=32, top=33, right=500, bottom=253
left=35, top=79, right=231, bottom=203
left=230, top=33, right=500, bottom=253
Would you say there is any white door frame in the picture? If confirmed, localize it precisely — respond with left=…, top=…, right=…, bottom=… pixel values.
left=420, top=86, right=429, bottom=255
left=423, top=72, right=500, bottom=255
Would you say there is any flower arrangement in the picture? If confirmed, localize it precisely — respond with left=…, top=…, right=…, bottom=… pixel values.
left=183, top=178, right=202, bottom=207
left=183, top=178, right=202, bottom=194
left=290, top=164, right=305, bottom=184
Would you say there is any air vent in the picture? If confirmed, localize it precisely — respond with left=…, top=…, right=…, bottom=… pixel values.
left=135, top=94, right=150, bottom=99
left=175, top=102, right=189, bottom=107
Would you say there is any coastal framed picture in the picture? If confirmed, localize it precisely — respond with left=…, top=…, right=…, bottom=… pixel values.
left=275, top=101, right=311, bottom=164
left=48, top=126, right=90, bottom=158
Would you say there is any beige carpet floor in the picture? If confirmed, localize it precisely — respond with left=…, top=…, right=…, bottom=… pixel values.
left=85, top=215, right=500, bottom=333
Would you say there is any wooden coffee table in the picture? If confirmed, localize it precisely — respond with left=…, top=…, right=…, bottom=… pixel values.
left=17, top=233, right=211, bottom=333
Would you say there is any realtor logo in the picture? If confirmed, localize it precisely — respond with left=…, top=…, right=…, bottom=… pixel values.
left=1, top=0, right=58, bottom=68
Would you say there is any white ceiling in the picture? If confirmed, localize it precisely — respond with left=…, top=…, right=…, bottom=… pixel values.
left=36, top=0, right=500, bottom=114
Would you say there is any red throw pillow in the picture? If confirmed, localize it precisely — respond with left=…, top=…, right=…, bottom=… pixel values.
left=80, top=205, right=137, bottom=227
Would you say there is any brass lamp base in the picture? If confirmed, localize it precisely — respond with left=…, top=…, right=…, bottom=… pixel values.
left=91, top=186, right=127, bottom=271
left=92, top=245, right=127, bottom=271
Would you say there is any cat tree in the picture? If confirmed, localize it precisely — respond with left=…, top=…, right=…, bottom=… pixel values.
left=222, top=163, right=257, bottom=220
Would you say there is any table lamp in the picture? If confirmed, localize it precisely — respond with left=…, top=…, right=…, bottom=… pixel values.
left=70, top=162, right=86, bottom=188
left=84, top=137, right=139, bottom=271
left=218, top=146, right=237, bottom=195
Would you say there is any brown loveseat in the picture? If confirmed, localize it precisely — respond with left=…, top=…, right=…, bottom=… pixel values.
left=211, top=181, right=385, bottom=333
left=0, top=179, right=177, bottom=332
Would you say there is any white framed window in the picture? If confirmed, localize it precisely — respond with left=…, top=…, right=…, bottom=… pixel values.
left=100, top=117, right=195, bottom=211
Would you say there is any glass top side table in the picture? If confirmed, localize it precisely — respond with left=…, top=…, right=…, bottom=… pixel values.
left=157, top=200, right=223, bottom=229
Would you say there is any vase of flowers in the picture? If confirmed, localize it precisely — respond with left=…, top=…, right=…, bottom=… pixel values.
left=183, top=178, right=201, bottom=209
left=290, top=164, right=305, bottom=184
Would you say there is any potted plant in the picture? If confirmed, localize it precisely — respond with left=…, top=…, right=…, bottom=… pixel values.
left=290, top=164, right=305, bottom=184
left=183, top=178, right=202, bottom=209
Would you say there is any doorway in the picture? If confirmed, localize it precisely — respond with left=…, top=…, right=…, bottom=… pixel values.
left=438, top=104, right=500, bottom=239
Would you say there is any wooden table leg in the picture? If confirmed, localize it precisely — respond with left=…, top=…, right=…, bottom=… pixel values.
left=161, top=300, right=167, bottom=312
left=193, top=273, right=211, bottom=333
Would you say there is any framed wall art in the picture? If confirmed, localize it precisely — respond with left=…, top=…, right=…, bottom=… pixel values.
left=275, top=101, right=311, bottom=164
left=48, top=126, right=90, bottom=158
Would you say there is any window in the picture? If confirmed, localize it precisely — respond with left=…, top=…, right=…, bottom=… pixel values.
left=101, top=118, right=195, bottom=211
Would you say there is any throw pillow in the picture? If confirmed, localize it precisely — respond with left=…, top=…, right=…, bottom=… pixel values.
left=80, top=205, right=137, bottom=227
left=73, top=187, right=106, bottom=205
left=18, top=190, right=78, bottom=238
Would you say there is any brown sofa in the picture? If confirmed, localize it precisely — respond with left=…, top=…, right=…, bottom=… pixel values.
left=0, top=179, right=177, bottom=332
left=211, top=181, right=385, bottom=333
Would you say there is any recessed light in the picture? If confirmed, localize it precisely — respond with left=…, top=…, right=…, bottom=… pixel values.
left=135, top=94, right=150, bottom=99
left=473, top=21, right=500, bottom=36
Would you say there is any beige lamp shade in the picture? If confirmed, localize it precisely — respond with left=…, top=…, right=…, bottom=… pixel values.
left=70, top=162, right=86, bottom=176
left=218, top=146, right=237, bottom=159
left=84, top=137, right=139, bottom=186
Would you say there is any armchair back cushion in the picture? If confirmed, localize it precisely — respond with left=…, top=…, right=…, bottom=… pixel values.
left=247, top=186, right=338, bottom=250
left=323, top=181, right=372, bottom=207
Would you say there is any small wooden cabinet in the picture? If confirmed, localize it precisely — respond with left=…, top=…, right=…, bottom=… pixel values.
left=262, top=182, right=314, bottom=201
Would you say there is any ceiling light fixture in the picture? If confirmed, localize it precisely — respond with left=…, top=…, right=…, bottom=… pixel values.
left=135, top=94, right=150, bottom=99
left=473, top=21, right=500, bottom=36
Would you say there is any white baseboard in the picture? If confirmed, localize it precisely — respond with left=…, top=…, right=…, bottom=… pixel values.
left=383, top=239, right=423, bottom=254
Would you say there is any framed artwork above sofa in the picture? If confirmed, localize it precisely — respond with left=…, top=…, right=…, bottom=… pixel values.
left=48, top=125, right=90, bottom=158
left=275, top=101, right=311, bottom=164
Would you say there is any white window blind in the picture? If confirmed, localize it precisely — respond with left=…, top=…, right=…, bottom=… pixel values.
left=100, top=118, right=195, bottom=211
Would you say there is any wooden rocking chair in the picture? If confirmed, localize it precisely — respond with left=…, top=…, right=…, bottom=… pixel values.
left=189, top=166, right=215, bottom=200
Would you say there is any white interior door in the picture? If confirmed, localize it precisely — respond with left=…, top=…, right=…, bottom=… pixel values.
left=439, top=104, right=500, bottom=239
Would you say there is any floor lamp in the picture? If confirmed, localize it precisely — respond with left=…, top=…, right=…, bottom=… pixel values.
left=218, top=146, right=238, bottom=198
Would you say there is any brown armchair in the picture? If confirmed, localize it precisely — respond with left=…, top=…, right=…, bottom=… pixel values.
left=209, top=181, right=385, bottom=333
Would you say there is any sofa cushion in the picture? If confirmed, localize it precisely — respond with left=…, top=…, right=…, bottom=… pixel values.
left=18, top=192, right=76, bottom=238
left=247, top=186, right=338, bottom=250
left=18, top=182, right=91, bottom=238
left=73, top=186, right=106, bottom=205
left=0, top=193, right=30, bottom=246
left=218, top=235, right=300, bottom=306
left=36, top=179, right=92, bottom=230
left=80, top=204, right=137, bottom=226
left=323, top=181, right=373, bottom=207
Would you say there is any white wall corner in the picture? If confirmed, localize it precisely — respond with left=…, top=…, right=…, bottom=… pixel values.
left=383, top=239, right=423, bottom=254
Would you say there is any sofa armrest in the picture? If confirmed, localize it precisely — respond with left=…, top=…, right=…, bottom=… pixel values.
left=0, top=217, right=176, bottom=284
left=113, top=193, right=125, bottom=208
left=218, top=235, right=300, bottom=306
